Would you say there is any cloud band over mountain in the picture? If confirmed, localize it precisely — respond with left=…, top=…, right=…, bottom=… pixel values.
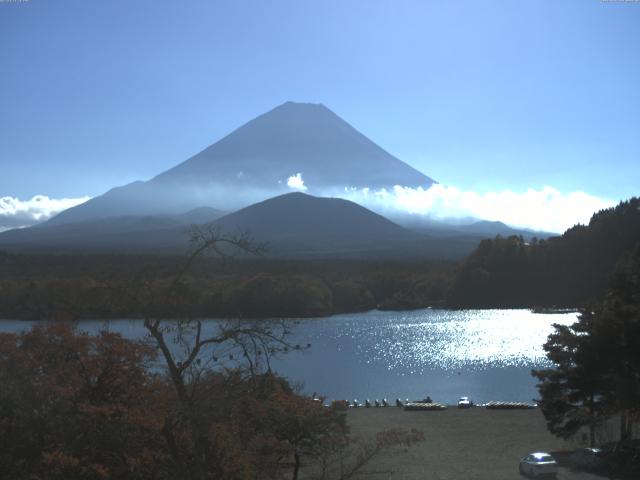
left=339, top=184, right=615, bottom=233
left=0, top=183, right=613, bottom=235
left=0, top=195, right=90, bottom=231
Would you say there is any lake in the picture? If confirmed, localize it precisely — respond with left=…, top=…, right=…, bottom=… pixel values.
left=0, top=309, right=577, bottom=405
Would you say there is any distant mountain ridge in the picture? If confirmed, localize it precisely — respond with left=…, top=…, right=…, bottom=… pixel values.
left=0, top=193, right=486, bottom=259
left=46, top=102, right=435, bottom=226
left=388, top=212, right=555, bottom=240
left=0, top=207, right=225, bottom=253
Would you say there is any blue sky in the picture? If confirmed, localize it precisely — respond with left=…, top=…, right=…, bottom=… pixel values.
left=1, top=0, right=639, bottom=229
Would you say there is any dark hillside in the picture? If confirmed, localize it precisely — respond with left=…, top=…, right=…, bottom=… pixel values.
left=213, top=192, right=409, bottom=242
left=448, top=197, right=640, bottom=307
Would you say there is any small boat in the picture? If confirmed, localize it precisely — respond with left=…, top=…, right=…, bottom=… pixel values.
left=403, top=402, right=447, bottom=411
left=484, top=401, right=536, bottom=410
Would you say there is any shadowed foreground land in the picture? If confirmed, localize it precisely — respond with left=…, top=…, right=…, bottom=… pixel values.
left=344, top=408, right=608, bottom=480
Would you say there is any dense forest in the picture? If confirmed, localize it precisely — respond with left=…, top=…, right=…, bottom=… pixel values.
left=0, top=254, right=453, bottom=320
left=0, top=197, right=638, bottom=319
left=448, top=197, right=640, bottom=308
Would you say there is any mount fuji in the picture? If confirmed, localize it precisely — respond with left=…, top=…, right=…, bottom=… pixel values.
left=45, top=102, right=435, bottom=226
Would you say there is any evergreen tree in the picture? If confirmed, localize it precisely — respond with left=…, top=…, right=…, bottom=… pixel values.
left=533, top=245, right=640, bottom=445
left=583, top=246, right=640, bottom=441
left=532, top=320, right=607, bottom=446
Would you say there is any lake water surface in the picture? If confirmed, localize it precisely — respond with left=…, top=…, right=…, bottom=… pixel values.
left=0, top=309, right=577, bottom=405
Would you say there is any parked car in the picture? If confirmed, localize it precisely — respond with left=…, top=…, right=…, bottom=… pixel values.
left=457, top=396, right=473, bottom=408
left=569, top=447, right=604, bottom=470
left=519, top=452, right=558, bottom=477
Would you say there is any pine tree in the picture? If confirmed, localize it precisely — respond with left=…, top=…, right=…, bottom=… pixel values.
left=533, top=245, right=640, bottom=445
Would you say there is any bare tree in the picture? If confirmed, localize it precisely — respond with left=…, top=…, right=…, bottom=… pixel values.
left=131, top=225, right=295, bottom=479
left=118, top=225, right=424, bottom=480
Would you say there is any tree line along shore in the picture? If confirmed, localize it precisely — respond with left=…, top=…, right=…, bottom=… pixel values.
left=0, top=197, right=638, bottom=320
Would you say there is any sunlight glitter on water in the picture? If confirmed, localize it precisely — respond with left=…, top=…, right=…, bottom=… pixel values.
left=0, top=310, right=581, bottom=402
left=327, top=309, right=578, bottom=373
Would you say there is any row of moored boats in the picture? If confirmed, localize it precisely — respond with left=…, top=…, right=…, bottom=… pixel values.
left=341, top=397, right=536, bottom=411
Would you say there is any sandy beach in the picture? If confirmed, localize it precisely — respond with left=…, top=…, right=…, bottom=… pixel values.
left=345, top=406, right=608, bottom=480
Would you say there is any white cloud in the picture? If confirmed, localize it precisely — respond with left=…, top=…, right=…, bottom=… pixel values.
left=340, top=184, right=615, bottom=233
left=0, top=185, right=616, bottom=235
left=0, top=195, right=91, bottom=230
left=286, top=173, right=307, bottom=191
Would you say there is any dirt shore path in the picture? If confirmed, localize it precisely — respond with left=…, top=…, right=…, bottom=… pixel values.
left=346, top=407, right=607, bottom=479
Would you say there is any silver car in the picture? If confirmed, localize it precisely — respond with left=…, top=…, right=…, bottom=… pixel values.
left=519, top=452, right=558, bottom=477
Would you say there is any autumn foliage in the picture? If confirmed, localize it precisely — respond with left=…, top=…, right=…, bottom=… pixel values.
left=0, top=324, right=167, bottom=479
left=0, top=324, right=360, bottom=480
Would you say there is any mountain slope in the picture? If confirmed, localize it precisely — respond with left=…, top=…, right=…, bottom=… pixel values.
left=156, top=102, right=433, bottom=190
left=0, top=193, right=484, bottom=259
left=46, top=102, right=434, bottom=226
left=209, top=193, right=484, bottom=259
left=213, top=192, right=409, bottom=242
left=0, top=208, right=225, bottom=253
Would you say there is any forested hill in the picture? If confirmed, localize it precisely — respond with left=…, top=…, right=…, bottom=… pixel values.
left=447, top=197, right=640, bottom=308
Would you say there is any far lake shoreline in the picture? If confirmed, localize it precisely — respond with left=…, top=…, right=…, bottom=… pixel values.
left=0, top=306, right=580, bottom=323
